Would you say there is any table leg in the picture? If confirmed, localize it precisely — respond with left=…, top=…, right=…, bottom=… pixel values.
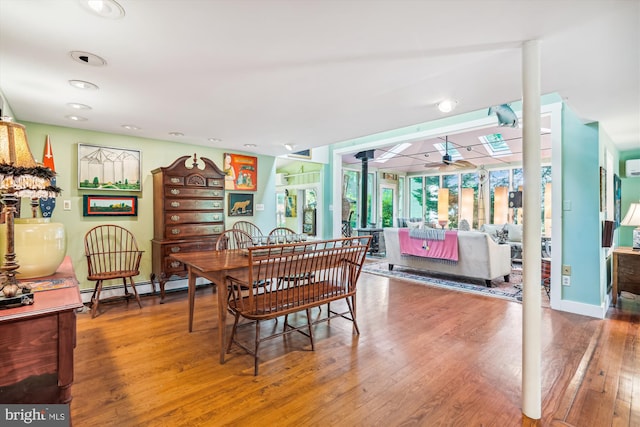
left=217, top=275, right=227, bottom=364
left=188, top=267, right=196, bottom=332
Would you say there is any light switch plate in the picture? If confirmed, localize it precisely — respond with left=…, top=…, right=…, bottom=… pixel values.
left=63, top=200, right=71, bottom=210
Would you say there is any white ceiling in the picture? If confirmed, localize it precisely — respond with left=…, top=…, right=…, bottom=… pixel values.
left=0, top=0, right=638, bottom=162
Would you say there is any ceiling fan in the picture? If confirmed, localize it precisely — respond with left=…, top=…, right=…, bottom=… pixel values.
left=424, top=136, right=476, bottom=171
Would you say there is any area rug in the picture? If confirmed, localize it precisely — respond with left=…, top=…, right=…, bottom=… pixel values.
left=362, top=261, right=526, bottom=303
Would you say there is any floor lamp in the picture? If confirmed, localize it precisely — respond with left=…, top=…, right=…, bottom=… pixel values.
left=0, top=118, right=61, bottom=299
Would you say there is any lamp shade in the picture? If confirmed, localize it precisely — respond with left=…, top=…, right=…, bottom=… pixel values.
left=460, top=188, right=474, bottom=225
left=438, top=188, right=449, bottom=224
left=621, top=203, right=640, bottom=226
left=621, top=202, right=640, bottom=249
left=493, top=186, right=508, bottom=224
left=0, top=121, right=37, bottom=168
left=0, top=119, right=59, bottom=198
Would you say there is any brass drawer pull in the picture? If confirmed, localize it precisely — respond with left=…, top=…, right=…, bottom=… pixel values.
left=170, top=247, right=181, bottom=253
left=171, top=229, right=180, bottom=235
left=170, top=215, right=180, bottom=221
left=170, top=261, right=181, bottom=268
left=171, top=201, right=180, bottom=208
left=171, top=189, right=180, bottom=195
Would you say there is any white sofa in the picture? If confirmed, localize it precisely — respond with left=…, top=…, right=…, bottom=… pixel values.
left=480, top=223, right=523, bottom=260
left=383, top=228, right=512, bottom=286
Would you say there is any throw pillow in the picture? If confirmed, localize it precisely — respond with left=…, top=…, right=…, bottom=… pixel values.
left=480, top=224, right=499, bottom=238
left=496, top=227, right=509, bottom=244
left=459, top=219, right=470, bottom=231
left=506, top=224, right=523, bottom=242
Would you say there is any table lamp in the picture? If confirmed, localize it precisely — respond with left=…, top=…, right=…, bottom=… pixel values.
left=0, top=118, right=61, bottom=299
left=437, top=188, right=449, bottom=228
left=621, top=202, right=640, bottom=250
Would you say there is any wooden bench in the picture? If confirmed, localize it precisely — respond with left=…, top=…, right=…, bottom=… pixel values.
left=225, top=235, right=371, bottom=375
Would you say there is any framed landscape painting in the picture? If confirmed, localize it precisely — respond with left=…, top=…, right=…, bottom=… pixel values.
left=83, top=195, right=138, bottom=217
left=78, top=143, right=142, bottom=191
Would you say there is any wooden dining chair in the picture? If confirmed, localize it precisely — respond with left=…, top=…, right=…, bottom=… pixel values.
left=215, top=229, right=262, bottom=311
left=267, top=227, right=296, bottom=244
left=84, top=224, right=143, bottom=318
left=215, top=229, right=254, bottom=250
left=231, top=221, right=264, bottom=239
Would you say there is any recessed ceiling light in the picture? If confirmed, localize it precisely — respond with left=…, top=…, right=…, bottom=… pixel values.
left=437, top=99, right=458, bottom=113
left=169, top=132, right=184, bottom=137
left=67, top=102, right=92, bottom=110
left=70, top=51, right=107, bottom=66
left=244, top=144, right=257, bottom=148
left=284, top=144, right=295, bottom=151
left=69, top=80, right=99, bottom=90
left=208, top=138, right=221, bottom=143
left=122, top=124, right=140, bottom=130
left=81, top=0, right=125, bottom=19
left=65, top=115, right=87, bottom=121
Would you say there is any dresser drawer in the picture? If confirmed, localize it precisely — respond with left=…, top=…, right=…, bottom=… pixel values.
left=165, top=224, right=224, bottom=239
left=165, top=187, right=223, bottom=199
left=164, top=258, right=187, bottom=275
left=164, top=175, right=224, bottom=188
left=165, top=199, right=224, bottom=211
left=208, top=178, right=223, bottom=187
left=165, top=212, right=224, bottom=224
left=162, top=240, right=217, bottom=256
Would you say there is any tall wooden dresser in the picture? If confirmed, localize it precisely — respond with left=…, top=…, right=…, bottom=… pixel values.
left=151, top=154, right=225, bottom=300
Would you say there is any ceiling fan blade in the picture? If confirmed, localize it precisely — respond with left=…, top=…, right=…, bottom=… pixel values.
left=451, top=160, right=476, bottom=169
left=424, top=161, right=443, bottom=168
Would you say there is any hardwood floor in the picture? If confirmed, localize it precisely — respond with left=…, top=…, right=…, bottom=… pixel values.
left=71, top=273, right=639, bottom=426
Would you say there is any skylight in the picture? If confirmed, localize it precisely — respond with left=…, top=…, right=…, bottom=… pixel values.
left=433, top=142, right=463, bottom=160
left=479, top=133, right=512, bottom=157
left=374, top=142, right=412, bottom=163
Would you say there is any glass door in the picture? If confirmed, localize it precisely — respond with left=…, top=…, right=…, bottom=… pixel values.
left=379, top=184, right=396, bottom=228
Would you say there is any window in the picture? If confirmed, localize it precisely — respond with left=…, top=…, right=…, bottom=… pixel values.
left=409, top=176, right=423, bottom=219
left=424, top=176, right=439, bottom=225
left=398, top=176, right=405, bottom=220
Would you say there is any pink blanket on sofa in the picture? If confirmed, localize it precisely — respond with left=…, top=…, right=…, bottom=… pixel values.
left=398, top=228, right=459, bottom=262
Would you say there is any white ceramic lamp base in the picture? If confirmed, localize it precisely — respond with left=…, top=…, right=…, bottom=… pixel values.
left=0, top=218, right=67, bottom=279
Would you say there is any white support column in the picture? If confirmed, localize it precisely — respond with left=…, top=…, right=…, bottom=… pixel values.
left=522, top=39, right=542, bottom=420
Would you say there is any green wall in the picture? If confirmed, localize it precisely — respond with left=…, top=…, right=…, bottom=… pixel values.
left=560, top=110, right=601, bottom=305
left=19, top=121, right=277, bottom=291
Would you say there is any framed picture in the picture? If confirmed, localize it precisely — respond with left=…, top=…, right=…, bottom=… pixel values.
left=228, top=193, right=254, bottom=216
left=78, top=144, right=142, bottom=191
left=614, top=173, right=621, bottom=227
left=285, top=195, right=297, bottom=217
left=599, top=166, right=606, bottom=213
left=83, top=195, right=138, bottom=217
left=288, top=149, right=311, bottom=159
left=223, top=153, right=257, bottom=191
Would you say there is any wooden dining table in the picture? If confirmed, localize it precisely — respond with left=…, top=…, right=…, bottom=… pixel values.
left=170, top=249, right=252, bottom=363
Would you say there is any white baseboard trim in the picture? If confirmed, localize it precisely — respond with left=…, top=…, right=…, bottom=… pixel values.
left=555, top=298, right=607, bottom=319
left=79, top=277, right=213, bottom=304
